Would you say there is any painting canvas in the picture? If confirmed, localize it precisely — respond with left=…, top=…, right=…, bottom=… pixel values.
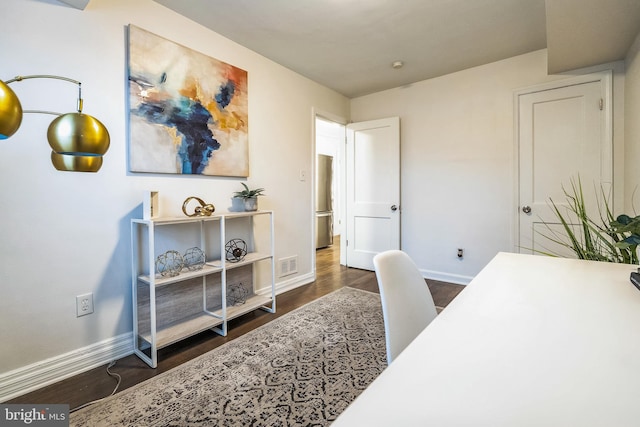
left=127, top=25, right=249, bottom=176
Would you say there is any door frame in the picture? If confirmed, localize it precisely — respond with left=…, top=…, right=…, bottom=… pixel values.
left=311, top=108, right=347, bottom=276
left=512, top=70, right=613, bottom=252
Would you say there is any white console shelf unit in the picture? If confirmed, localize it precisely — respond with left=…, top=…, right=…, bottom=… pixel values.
left=131, top=210, right=275, bottom=368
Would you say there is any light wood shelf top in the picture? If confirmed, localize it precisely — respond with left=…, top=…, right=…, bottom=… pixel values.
left=151, top=312, right=224, bottom=349
left=138, top=264, right=223, bottom=286
left=214, top=294, right=273, bottom=321
left=206, top=252, right=272, bottom=270
left=132, top=210, right=274, bottom=226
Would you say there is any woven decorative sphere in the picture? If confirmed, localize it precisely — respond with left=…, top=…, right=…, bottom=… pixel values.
left=225, top=238, right=247, bottom=263
left=156, top=250, right=184, bottom=277
left=227, top=282, right=249, bottom=306
left=183, top=247, right=205, bottom=271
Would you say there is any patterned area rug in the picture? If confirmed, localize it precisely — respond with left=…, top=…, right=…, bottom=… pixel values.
left=70, top=287, right=386, bottom=426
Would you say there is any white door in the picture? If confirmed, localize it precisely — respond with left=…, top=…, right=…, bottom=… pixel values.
left=518, top=75, right=612, bottom=256
left=344, top=117, right=400, bottom=270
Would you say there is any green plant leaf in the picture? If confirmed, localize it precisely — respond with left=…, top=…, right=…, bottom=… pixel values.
left=616, top=214, right=633, bottom=225
left=533, top=176, right=639, bottom=264
left=233, top=183, right=266, bottom=199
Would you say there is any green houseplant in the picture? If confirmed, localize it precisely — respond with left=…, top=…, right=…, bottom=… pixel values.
left=233, top=183, right=265, bottom=211
left=610, top=213, right=640, bottom=263
left=536, top=177, right=639, bottom=264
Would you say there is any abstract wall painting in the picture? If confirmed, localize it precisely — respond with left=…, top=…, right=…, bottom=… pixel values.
left=127, top=25, right=249, bottom=177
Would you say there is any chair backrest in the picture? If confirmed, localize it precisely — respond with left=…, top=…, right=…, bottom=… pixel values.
left=373, top=250, right=438, bottom=364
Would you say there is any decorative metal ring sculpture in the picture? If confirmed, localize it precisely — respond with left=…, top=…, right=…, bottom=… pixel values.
left=182, top=196, right=215, bottom=217
left=183, top=247, right=205, bottom=271
left=225, top=238, right=247, bottom=263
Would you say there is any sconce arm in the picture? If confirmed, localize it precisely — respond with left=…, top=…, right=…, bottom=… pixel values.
left=23, top=110, right=63, bottom=116
left=5, top=75, right=83, bottom=113
left=4, top=75, right=80, bottom=85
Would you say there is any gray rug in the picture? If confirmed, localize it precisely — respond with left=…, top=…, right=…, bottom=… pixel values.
left=71, top=287, right=386, bottom=426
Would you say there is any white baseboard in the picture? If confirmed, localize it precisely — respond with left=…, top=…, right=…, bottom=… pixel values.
left=275, top=272, right=316, bottom=294
left=256, top=272, right=316, bottom=296
left=0, top=332, right=133, bottom=403
left=421, top=269, right=472, bottom=285
left=1, top=272, right=329, bottom=403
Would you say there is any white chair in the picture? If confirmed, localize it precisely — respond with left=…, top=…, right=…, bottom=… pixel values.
left=373, top=250, right=438, bottom=364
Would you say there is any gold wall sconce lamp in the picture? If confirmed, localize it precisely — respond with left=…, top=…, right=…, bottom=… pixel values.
left=0, top=75, right=110, bottom=172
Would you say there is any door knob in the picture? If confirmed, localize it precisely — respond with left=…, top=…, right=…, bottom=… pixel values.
left=522, top=205, right=532, bottom=214
left=391, top=205, right=398, bottom=212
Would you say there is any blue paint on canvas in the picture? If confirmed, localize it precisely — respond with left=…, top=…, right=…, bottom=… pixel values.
left=132, top=94, right=221, bottom=175
left=216, top=81, right=235, bottom=109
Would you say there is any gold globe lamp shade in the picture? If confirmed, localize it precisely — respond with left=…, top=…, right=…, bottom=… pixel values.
left=2, top=74, right=111, bottom=172
left=0, top=80, right=23, bottom=139
left=51, top=152, right=104, bottom=172
left=47, top=112, right=110, bottom=172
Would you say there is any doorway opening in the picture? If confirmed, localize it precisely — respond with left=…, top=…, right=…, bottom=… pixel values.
left=314, top=116, right=345, bottom=267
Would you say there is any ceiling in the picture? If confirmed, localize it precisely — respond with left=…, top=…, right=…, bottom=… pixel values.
left=68, top=0, right=640, bottom=98
left=54, top=0, right=89, bottom=9
left=545, top=0, right=640, bottom=74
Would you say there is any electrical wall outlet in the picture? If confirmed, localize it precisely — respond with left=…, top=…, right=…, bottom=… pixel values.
left=76, top=293, right=94, bottom=317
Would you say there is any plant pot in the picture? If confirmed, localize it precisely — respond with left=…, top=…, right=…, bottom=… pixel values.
left=243, top=197, right=258, bottom=211
left=231, top=197, right=245, bottom=212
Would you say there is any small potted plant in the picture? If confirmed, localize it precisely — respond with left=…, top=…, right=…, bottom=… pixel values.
left=233, top=183, right=265, bottom=211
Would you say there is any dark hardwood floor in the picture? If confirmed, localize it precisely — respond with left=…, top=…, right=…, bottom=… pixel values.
left=10, top=240, right=464, bottom=410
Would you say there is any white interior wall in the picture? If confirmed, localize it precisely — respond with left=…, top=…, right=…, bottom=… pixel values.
left=0, top=0, right=348, bottom=377
left=350, top=50, right=625, bottom=283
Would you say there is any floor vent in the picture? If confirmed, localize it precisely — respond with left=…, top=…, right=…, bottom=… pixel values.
left=279, top=256, right=298, bottom=277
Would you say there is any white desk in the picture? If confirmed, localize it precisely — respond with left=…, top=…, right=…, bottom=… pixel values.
left=332, top=252, right=640, bottom=426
